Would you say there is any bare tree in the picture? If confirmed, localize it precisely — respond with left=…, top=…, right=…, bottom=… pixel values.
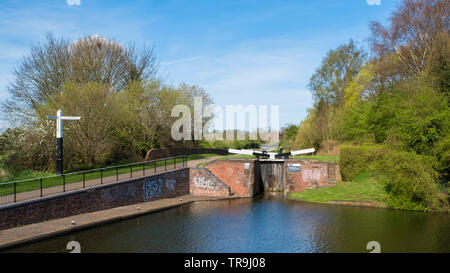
left=370, top=0, right=449, bottom=84
left=2, top=33, right=158, bottom=124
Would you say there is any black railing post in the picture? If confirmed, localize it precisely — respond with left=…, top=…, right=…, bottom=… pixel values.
left=83, top=172, right=85, bottom=188
left=63, top=175, right=65, bottom=192
left=165, top=159, right=166, bottom=171
left=174, top=158, right=176, bottom=169
left=14, top=182, right=16, bottom=203
left=130, top=166, right=132, bottom=178
left=143, top=162, right=145, bottom=176
left=116, top=167, right=119, bottom=181
left=154, top=161, right=156, bottom=173
left=100, top=169, right=103, bottom=184
left=40, top=178, right=43, bottom=197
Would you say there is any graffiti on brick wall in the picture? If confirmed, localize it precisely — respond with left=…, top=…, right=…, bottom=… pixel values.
left=193, top=176, right=219, bottom=190
left=143, top=177, right=163, bottom=199
left=101, top=184, right=138, bottom=201
left=166, top=178, right=176, bottom=192
left=302, top=169, right=322, bottom=189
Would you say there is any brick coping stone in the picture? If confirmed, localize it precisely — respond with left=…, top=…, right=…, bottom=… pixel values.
left=0, top=194, right=243, bottom=251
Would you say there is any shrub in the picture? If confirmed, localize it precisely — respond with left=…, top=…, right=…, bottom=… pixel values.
left=382, top=150, right=443, bottom=210
left=433, top=134, right=450, bottom=185
left=339, top=145, right=387, bottom=181
left=339, top=145, right=445, bottom=210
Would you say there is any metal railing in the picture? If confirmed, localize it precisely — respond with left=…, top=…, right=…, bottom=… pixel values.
left=0, top=155, right=188, bottom=205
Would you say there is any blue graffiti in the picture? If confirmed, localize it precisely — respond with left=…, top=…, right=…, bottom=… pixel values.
left=166, top=179, right=176, bottom=192
left=143, top=178, right=163, bottom=199
left=101, top=184, right=138, bottom=201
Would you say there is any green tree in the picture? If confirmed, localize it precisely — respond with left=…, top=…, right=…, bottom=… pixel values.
left=42, top=82, right=123, bottom=169
left=309, top=40, right=367, bottom=107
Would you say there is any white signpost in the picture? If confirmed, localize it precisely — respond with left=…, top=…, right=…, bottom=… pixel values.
left=47, top=109, right=81, bottom=174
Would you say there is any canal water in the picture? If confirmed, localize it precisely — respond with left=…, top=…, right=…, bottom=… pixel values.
left=4, top=194, right=450, bottom=253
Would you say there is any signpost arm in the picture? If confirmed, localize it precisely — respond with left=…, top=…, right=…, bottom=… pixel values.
left=47, top=110, right=81, bottom=175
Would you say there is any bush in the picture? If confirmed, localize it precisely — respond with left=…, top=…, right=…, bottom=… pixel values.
left=339, top=145, right=445, bottom=210
left=433, top=134, right=450, bottom=185
left=382, top=150, right=443, bottom=210
left=339, top=145, right=387, bottom=181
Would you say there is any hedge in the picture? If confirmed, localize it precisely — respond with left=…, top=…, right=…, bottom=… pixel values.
left=339, top=145, right=445, bottom=210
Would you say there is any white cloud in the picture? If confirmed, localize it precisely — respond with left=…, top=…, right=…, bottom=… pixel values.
left=366, top=0, right=381, bottom=5
left=67, top=0, right=81, bottom=6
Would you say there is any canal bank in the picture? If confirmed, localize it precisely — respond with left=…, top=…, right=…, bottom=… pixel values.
left=2, top=156, right=447, bottom=252
left=0, top=194, right=242, bottom=250
left=4, top=193, right=450, bottom=253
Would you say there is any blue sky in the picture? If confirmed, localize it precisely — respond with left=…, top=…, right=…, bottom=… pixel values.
left=0, top=0, right=402, bottom=129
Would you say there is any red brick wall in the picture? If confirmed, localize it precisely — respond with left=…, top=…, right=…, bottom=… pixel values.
left=189, top=168, right=231, bottom=197
left=0, top=168, right=190, bottom=230
left=284, top=160, right=341, bottom=196
left=203, top=159, right=260, bottom=197
left=204, top=159, right=340, bottom=196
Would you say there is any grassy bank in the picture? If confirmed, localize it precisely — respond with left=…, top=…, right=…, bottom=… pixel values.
left=294, top=155, right=339, bottom=162
left=289, top=172, right=448, bottom=211
left=289, top=173, right=390, bottom=207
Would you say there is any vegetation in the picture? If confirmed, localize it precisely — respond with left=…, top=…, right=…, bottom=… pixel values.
left=0, top=154, right=223, bottom=196
left=285, top=0, right=450, bottom=210
left=289, top=173, right=390, bottom=206
left=294, top=155, right=339, bottom=162
left=0, top=34, right=213, bottom=173
left=339, top=145, right=446, bottom=210
left=0, top=0, right=447, bottom=212
left=0, top=153, right=221, bottom=184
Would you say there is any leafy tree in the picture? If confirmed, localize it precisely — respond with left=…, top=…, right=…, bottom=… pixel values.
left=309, top=40, right=367, bottom=107
left=42, top=82, right=123, bottom=169
left=280, top=124, right=299, bottom=150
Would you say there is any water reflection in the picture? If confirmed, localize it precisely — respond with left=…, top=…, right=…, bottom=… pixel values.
left=4, top=194, right=450, bottom=253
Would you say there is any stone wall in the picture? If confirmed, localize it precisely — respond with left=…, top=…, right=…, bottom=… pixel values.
left=284, top=160, right=341, bottom=196
left=203, top=159, right=261, bottom=197
left=0, top=168, right=190, bottom=230
left=189, top=168, right=231, bottom=197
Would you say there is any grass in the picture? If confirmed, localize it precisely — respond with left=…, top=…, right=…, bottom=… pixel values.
left=196, top=154, right=256, bottom=167
left=186, top=154, right=223, bottom=161
left=0, top=169, right=53, bottom=183
left=294, top=155, right=339, bottom=162
left=0, top=154, right=222, bottom=197
left=288, top=173, right=390, bottom=205
left=194, top=154, right=339, bottom=167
